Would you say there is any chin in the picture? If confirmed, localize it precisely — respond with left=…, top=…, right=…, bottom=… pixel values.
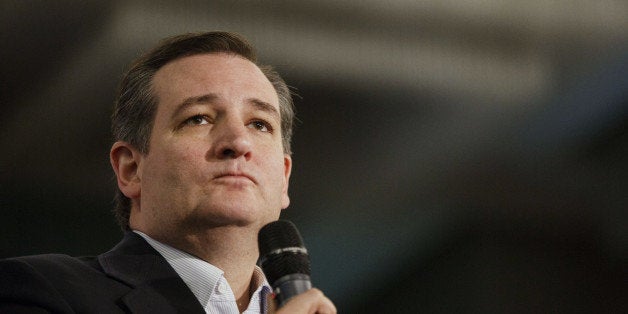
left=189, top=204, right=262, bottom=228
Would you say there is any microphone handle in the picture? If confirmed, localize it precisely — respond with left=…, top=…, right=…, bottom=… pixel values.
left=274, top=273, right=312, bottom=307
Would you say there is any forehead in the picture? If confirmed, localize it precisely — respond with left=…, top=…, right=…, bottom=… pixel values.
left=151, top=53, right=279, bottom=113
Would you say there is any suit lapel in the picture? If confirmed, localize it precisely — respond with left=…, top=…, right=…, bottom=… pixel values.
left=98, top=232, right=205, bottom=314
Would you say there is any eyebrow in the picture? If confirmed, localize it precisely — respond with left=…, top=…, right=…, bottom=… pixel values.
left=247, top=98, right=281, bottom=122
left=171, top=93, right=219, bottom=118
left=172, top=93, right=280, bottom=122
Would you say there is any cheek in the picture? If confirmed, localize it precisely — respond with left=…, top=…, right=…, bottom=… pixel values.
left=173, top=146, right=210, bottom=179
left=147, top=144, right=208, bottom=185
left=260, top=155, right=289, bottom=189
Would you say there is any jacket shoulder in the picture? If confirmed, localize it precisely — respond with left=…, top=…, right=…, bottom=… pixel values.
left=0, top=254, right=81, bottom=312
left=0, top=254, right=130, bottom=313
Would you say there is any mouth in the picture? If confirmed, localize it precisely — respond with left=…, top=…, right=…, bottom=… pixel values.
left=214, top=171, right=256, bottom=184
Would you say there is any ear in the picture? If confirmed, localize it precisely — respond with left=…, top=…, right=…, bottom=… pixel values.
left=110, top=141, right=143, bottom=200
left=281, top=154, right=292, bottom=209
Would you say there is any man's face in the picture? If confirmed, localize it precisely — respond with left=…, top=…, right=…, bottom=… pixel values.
left=133, top=53, right=291, bottom=233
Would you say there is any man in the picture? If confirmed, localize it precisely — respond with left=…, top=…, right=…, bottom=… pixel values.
left=0, top=31, right=336, bottom=314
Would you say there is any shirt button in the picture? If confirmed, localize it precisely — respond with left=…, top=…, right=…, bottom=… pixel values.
left=217, top=282, right=227, bottom=294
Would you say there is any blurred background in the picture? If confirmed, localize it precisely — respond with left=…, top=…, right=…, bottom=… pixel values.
left=1, top=0, right=626, bottom=312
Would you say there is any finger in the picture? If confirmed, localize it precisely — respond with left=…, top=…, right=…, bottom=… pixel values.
left=266, top=292, right=278, bottom=314
left=275, top=288, right=337, bottom=314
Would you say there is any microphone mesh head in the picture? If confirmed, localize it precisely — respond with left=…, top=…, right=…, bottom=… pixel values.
left=258, top=220, right=311, bottom=285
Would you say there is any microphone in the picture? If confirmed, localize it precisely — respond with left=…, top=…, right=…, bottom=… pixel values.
left=258, top=220, right=312, bottom=307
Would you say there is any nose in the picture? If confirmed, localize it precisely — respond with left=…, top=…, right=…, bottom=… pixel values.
left=212, top=116, right=252, bottom=160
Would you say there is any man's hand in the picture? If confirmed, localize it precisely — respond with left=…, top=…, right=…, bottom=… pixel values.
left=268, top=288, right=337, bottom=314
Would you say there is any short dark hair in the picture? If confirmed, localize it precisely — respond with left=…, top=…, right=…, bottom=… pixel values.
left=111, top=31, right=295, bottom=230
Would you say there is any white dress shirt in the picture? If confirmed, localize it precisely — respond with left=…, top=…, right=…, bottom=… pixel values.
left=134, top=231, right=272, bottom=314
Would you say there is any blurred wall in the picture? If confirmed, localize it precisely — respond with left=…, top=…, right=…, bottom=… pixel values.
left=1, top=1, right=626, bottom=312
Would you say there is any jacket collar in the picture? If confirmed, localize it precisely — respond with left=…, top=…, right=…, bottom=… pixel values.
left=98, top=232, right=205, bottom=314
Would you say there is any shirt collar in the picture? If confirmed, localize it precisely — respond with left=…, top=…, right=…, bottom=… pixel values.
left=133, top=230, right=271, bottom=312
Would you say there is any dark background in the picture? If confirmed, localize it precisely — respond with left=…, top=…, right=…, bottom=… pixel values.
left=1, top=1, right=626, bottom=312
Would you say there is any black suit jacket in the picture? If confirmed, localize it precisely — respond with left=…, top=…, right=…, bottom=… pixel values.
left=0, top=232, right=206, bottom=313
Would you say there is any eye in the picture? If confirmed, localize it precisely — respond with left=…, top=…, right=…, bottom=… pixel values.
left=248, top=120, right=272, bottom=133
left=184, top=115, right=210, bottom=126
